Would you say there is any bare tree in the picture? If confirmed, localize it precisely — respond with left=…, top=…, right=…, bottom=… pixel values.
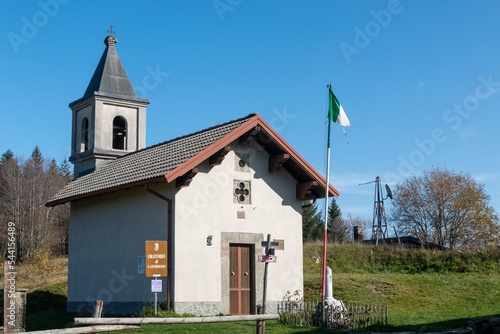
left=0, top=148, right=71, bottom=260
left=344, top=214, right=372, bottom=242
left=0, top=153, right=23, bottom=258
left=390, top=168, right=499, bottom=249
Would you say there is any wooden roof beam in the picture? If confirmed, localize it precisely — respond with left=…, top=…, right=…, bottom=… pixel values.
left=239, top=126, right=261, bottom=145
left=269, top=153, right=290, bottom=172
left=296, top=181, right=319, bottom=200
left=209, top=146, right=231, bottom=166
left=176, top=168, right=199, bottom=188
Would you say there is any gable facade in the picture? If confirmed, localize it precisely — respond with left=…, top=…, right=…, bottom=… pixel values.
left=48, top=34, right=339, bottom=316
left=66, top=138, right=304, bottom=316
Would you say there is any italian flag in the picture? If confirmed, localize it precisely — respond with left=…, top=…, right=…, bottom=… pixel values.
left=328, top=87, right=351, bottom=127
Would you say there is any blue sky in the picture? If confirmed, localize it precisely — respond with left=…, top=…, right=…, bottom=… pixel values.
left=1, top=0, right=500, bottom=227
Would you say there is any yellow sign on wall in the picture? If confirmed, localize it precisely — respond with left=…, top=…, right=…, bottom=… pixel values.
left=145, top=240, right=167, bottom=277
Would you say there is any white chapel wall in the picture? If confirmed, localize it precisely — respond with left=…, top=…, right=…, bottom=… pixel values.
left=68, top=185, right=172, bottom=314
left=173, top=139, right=304, bottom=314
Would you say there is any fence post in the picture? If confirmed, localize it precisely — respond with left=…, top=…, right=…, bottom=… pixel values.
left=93, top=300, right=104, bottom=318
left=256, top=304, right=264, bottom=334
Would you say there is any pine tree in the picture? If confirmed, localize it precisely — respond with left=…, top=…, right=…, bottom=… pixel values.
left=30, top=145, right=44, bottom=168
left=1, top=149, right=14, bottom=165
left=0, top=148, right=71, bottom=259
left=302, top=201, right=323, bottom=242
left=328, top=198, right=350, bottom=243
left=58, top=158, right=72, bottom=179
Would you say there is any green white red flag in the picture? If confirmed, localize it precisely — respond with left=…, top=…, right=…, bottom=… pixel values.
left=328, top=87, right=351, bottom=127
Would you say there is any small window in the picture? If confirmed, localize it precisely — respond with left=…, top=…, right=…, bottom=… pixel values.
left=233, top=180, right=251, bottom=204
left=112, top=116, right=127, bottom=150
left=234, top=154, right=250, bottom=172
left=80, top=117, right=89, bottom=152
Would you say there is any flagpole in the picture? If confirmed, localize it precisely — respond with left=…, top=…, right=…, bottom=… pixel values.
left=321, top=83, right=333, bottom=327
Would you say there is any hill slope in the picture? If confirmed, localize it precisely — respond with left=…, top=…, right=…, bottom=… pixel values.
left=302, top=243, right=500, bottom=331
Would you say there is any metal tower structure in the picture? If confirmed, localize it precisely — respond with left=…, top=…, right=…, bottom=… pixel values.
left=372, top=176, right=388, bottom=244
left=360, top=176, right=393, bottom=245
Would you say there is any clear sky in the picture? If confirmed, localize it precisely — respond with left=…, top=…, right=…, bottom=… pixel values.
left=1, top=0, right=499, bottom=227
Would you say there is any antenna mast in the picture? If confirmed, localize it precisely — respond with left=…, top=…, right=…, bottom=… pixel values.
left=372, top=176, right=388, bottom=244
left=360, top=176, right=393, bottom=245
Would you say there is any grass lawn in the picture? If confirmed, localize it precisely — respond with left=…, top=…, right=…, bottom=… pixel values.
left=333, top=273, right=500, bottom=332
left=19, top=272, right=499, bottom=333
left=118, top=321, right=332, bottom=333
left=4, top=246, right=500, bottom=333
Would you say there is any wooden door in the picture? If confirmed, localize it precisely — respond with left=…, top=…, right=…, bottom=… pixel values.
left=229, top=244, right=254, bottom=315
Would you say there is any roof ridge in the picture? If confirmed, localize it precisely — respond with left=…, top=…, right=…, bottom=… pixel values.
left=46, top=113, right=259, bottom=206
left=120, top=113, right=258, bottom=158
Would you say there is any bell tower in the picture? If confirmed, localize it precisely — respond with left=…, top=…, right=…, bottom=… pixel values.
left=69, top=29, right=149, bottom=178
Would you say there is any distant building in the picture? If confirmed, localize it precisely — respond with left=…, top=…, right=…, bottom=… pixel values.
left=46, top=33, right=339, bottom=316
left=363, top=235, right=447, bottom=250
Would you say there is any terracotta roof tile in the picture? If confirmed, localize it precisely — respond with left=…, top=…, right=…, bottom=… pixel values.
left=46, top=114, right=254, bottom=206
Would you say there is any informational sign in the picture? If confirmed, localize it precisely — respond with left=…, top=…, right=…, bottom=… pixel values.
left=261, top=241, right=280, bottom=248
left=145, top=240, right=167, bottom=277
left=258, top=255, right=277, bottom=263
left=138, top=256, right=145, bottom=274
left=151, top=279, right=162, bottom=293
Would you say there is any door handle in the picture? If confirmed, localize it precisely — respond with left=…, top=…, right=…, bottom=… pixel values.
left=231, top=271, right=235, bottom=276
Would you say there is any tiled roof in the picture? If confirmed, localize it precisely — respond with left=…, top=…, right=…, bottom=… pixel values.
left=82, top=35, right=136, bottom=100
left=46, top=114, right=254, bottom=206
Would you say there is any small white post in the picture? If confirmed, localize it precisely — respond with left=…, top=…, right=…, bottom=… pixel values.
left=152, top=275, right=161, bottom=315
left=325, top=267, right=333, bottom=305
left=155, top=291, right=158, bottom=315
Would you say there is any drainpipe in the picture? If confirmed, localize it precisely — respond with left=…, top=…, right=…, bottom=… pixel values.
left=144, top=184, right=173, bottom=310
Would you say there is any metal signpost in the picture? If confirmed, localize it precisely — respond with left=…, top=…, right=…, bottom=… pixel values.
left=256, top=234, right=278, bottom=334
left=151, top=278, right=162, bottom=315
left=259, top=235, right=279, bottom=313
left=145, top=240, right=167, bottom=315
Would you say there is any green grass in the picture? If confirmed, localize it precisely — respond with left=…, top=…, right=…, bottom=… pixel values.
left=14, top=244, right=500, bottom=332
left=25, top=280, right=75, bottom=332
left=302, top=243, right=500, bottom=332
left=119, top=321, right=332, bottom=333
left=334, top=273, right=499, bottom=331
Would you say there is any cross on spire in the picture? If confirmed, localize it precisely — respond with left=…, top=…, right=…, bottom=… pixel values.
left=104, top=25, right=117, bottom=46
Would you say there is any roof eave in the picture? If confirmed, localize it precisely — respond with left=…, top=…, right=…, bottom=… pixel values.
left=165, top=114, right=339, bottom=198
left=69, top=92, right=150, bottom=109
left=45, top=176, right=166, bottom=207
left=164, top=115, right=261, bottom=183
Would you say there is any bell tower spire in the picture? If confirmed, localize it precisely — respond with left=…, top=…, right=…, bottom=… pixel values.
left=69, top=29, right=150, bottom=179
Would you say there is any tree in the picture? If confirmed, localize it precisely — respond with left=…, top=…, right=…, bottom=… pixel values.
left=0, top=154, right=23, bottom=258
left=328, top=198, right=350, bottom=243
left=0, top=148, right=71, bottom=259
left=302, top=201, right=323, bottom=242
left=1, top=149, right=14, bottom=164
left=344, top=214, right=371, bottom=242
left=58, top=158, right=72, bottom=180
left=390, top=168, right=499, bottom=249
